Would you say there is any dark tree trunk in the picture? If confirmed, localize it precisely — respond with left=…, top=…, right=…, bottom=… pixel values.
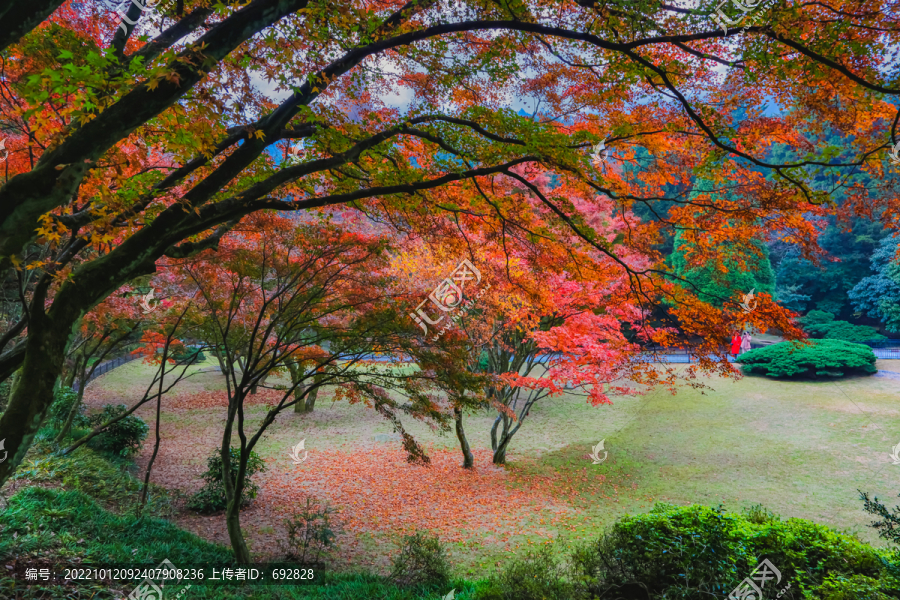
left=304, top=373, right=323, bottom=412
left=490, top=411, right=516, bottom=465
left=55, top=359, right=87, bottom=443
left=0, top=309, right=72, bottom=486
left=225, top=497, right=251, bottom=564
left=492, top=434, right=512, bottom=465
left=220, top=388, right=251, bottom=564
left=287, top=362, right=307, bottom=413
left=62, top=364, right=77, bottom=389
left=454, top=407, right=474, bottom=468
left=138, top=374, right=163, bottom=516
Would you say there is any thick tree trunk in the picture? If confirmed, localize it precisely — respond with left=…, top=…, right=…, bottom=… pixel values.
left=490, top=412, right=516, bottom=465
left=62, top=364, right=77, bottom=389
left=304, top=373, right=322, bottom=413
left=287, top=362, right=307, bottom=413
left=454, top=407, right=474, bottom=469
left=492, top=434, right=512, bottom=465
left=293, top=389, right=307, bottom=412
left=0, top=311, right=71, bottom=487
left=490, top=414, right=501, bottom=452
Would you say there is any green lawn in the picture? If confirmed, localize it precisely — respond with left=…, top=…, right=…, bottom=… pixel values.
left=64, top=357, right=900, bottom=576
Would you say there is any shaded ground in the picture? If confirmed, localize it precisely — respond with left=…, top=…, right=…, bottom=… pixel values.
left=82, top=357, right=900, bottom=578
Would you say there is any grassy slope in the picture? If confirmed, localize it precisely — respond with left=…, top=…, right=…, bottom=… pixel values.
left=0, top=487, right=475, bottom=599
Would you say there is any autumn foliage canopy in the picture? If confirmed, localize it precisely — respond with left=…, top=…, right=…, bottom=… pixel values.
left=0, top=0, right=896, bottom=489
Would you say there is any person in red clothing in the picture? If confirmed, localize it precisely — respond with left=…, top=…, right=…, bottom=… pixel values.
left=730, top=331, right=742, bottom=357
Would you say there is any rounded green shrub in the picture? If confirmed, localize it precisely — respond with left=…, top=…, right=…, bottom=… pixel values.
left=86, top=404, right=148, bottom=457
left=571, top=503, right=897, bottom=599
left=814, top=574, right=895, bottom=600
left=187, top=447, right=266, bottom=514
left=807, top=321, right=887, bottom=343
left=798, top=310, right=836, bottom=327
left=389, top=531, right=451, bottom=589
left=477, top=545, right=575, bottom=600
left=48, top=387, right=91, bottom=429
left=736, top=339, right=877, bottom=378
left=169, top=346, right=205, bottom=364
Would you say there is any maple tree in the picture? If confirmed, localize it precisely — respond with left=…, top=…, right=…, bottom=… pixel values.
left=167, top=211, right=467, bottom=562
left=391, top=172, right=664, bottom=465
left=53, top=294, right=144, bottom=443
left=60, top=303, right=200, bottom=458
left=0, top=0, right=897, bottom=491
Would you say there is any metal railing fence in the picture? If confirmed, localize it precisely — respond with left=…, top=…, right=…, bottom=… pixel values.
left=72, top=352, right=141, bottom=391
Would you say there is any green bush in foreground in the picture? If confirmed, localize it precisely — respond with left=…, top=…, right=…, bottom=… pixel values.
left=570, top=503, right=900, bottom=599
left=5, top=486, right=900, bottom=599
left=736, top=339, right=877, bottom=378
left=390, top=531, right=452, bottom=590
left=187, top=447, right=267, bottom=514
left=1, top=487, right=470, bottom=599
left=476, top=546, right=574, bottom=600
left=86, top=404, right=149, bottom=457
left=48, top=387, right=91, bottom=430
left=282, top=497, right=342, bottom=565
left=476, top=503, right=900, bottom=600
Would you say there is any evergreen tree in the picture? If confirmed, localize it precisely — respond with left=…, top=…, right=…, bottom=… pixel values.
left=849, top=236, right=900, bottom=331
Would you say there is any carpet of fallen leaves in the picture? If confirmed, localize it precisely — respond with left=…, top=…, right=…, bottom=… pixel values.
left=82, top=369, right=626, bottom=574
left=165, top=446, right=615, bottom=572
left=163, top=389, right=286, bottom=410
left=267, top=445, right=604, bottom=542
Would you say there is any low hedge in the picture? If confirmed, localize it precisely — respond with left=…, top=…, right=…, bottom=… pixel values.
left=735, top=339, right=877, bottom=378
left=807, top=321, right=887, bottom=344
left=477, top=503, right=900, bottom=600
